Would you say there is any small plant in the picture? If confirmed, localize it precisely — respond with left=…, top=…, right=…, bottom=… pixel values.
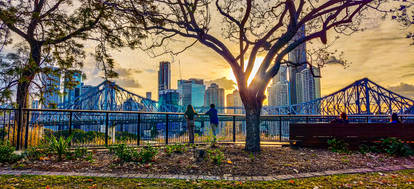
left=164, top=143, right=187, bottom=156
left=73, top=147, right=89, bottom=159
left=378, top=138, right=413, bottom=157
left=206, top=148, right=225, bottom=165
left=24, top=146, right=49, bottom=161
left=249, top=152, right=255, bottom=161
left=139, top=144, right=158, bottom=163
left=47, top=135, right=73, bottom=161
left=0, top=141, right=21, bottom=163
left=108, top=144, right=138, bottom=163
left=327, top=138, right=349, bottom=154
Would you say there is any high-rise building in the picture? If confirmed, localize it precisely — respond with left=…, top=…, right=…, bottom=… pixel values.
left=288, top=25, right=307, bottom=105
left=42, top=68, right=61, bottom=109
left=159, top=89, right=180, bottom=112
left=226, top=90, right=243, bottom=114
left=205, top=83, right=225, bottom=112
left=177, top=78, right=205, bottom=107
left=268, top=65, right=289, bottom=106
left=81, top=85, right=99, bottom=110
left=287, top=25, right=321, bottom=105
left=63, top=71, right=83, bottom=108
left=158, top=61, right=171, bottom=93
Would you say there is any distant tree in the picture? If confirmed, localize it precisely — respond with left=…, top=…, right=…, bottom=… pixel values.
left=0, top=0, right=146, bottom=109
left=119, top=0, right=386, bottom=152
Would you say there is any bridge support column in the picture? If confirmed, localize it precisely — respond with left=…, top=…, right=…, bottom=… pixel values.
left=233, top=116, right=236, bottom=143
left=68, top=112, right=72, bottom=147
left=165, top=114, right=169, bottom=145
left=105, top=113, right=109, bottom=146
left=137, top=113, right=140, bottom=146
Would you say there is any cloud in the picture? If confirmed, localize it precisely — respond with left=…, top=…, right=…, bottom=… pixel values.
left=116, top=78, right=142, bottom=89
left=205, top=77, right=236, bottom=91
left=388, top=83, right=414, bottom=99
left=113, top=67, right=143, bottom=89
left=115, top=67, right=142, bottom=77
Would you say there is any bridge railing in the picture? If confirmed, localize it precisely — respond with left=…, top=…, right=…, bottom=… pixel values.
left=1, top=108, right=414, bottom=149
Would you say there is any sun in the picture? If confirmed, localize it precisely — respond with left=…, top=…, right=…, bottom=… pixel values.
left=228, top=57, right=265, bottom=87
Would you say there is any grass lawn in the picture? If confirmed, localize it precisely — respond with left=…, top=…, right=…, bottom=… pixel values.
left=1, top=169, right=413, bottom=188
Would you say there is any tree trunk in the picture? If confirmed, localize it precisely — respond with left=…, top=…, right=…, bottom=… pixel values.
left=244, top=102, right=262, bottom=152
left=14, top=43, right=40, bottom=149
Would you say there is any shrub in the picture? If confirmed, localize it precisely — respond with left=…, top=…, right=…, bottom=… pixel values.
left=47, top=135, right=73, bottom=161
left=139, top=144, right=158, bottom=163
left=108, top=144, right=139, bottom=163
left=164, top=143, right=186, bottom=156
left=207, top=148, right=225, bottom=165
left=24, top=146, right=49, bottom=161
left=378, top=138, right=414, bottom=157
left=0, top=141, right=21, bottom=163
left=327, top=138, right=349, bottom=154
left=109, top=144, right=158, bottom=163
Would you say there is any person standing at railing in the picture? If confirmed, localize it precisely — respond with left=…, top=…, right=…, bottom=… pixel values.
left=184, top=105, right=197, bottom=144
left=205, top=104, right=219, bottom=143
left=331, top=112, right=349, bottom=124
left=390, top=113, right=401, bottom=124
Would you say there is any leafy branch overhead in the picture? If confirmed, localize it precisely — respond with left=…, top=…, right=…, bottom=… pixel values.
left=0, top=0, right=149, bottom=107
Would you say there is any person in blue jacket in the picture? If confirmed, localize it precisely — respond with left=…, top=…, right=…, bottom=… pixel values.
left=205, top=104, right=219, bottom=142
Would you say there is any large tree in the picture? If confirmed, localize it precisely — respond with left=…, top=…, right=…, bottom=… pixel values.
left=118, top=0, right=385, bottom=152
left=0, top=0, right=144, bottom=109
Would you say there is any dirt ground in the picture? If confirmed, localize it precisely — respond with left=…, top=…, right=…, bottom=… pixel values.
left=2, top=144, right=413, bottom=176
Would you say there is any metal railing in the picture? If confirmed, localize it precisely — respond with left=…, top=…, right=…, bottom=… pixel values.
left=1, top=108, right=414, bottom=149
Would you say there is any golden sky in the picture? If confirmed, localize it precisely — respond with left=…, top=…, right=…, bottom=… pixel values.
left=82, top=15, right=414, bottom=103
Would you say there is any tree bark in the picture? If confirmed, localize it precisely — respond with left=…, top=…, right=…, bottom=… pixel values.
left=244, top=100, right=262, bottom=152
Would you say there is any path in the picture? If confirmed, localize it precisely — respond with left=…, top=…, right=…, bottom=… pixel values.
left=1, top=164, right=413, bottom=181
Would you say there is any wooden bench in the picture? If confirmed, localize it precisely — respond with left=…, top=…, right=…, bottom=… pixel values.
left=290, top=123, right=414, bottom=147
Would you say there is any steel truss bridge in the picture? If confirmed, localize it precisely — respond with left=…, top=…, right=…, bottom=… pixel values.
left=55, top=78, right=414, bottom=115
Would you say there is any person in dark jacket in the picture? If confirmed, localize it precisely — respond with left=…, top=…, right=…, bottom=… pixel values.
left=205, top=104, right=219, bottom=142
left=390, top=113, right=401, bottom=124
left=331, top=112, right=349, bottom=124
left=184, top=104, right=197, bottom=144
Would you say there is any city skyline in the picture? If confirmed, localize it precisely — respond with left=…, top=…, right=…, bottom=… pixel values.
left=78, top=19, right=414, bottom=103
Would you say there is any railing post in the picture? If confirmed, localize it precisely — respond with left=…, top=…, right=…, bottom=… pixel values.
left=68, top=112, right=73, bottom=147
left=105, top=112, right=109, bottom=146
left=306, top=116, right=309, bottom=124
left=137, top=113, right=141, bottom=146
left=165, top=114, right=169, bottom=145
left=16, top=107, right=23, bottom=150
left=232, top=116, right=236, bottom=143
left=24, top=110, right=29, bottom=149
left=279, top=116, right=282, bottom=142
left=366, top=116, right=369, bottom=123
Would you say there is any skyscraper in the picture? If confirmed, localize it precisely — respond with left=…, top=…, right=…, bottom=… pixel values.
left=63, top=71, right=83, bottom=108
left=288, top=25, right=307, bottom=105
left=158, top=89, right=180, bottom=111
left=80, top=85, right=99, bottom=110
left=42, top=68, right=61, bottom=109
left=268, top=65, right=289, bottom=106
left=205, top=83, right=225, bottom=112
left=286, top=25, right=321, bottom=106
left=226, top=90, right=243, bottom=114
left=178, top=78, right=205, bottom=107
left=158, top=61, right=171, bottom=92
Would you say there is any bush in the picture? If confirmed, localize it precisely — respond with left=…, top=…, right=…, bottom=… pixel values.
left=164, top=143, right=186, bottom=156
left=139, top=145, right=158, bottom=163
left=109, top=144, right=158, bottom=163
left=378, top=138, right=413, bottom=157
left=108, top=144, right=139, bottom=163
left=327, top=138, right=349, bottom=154
left=24, top=146, right=49, bottom=161
left=0, top=141, right=21, bottom=163
left=207, top=148, right=225, bottom=165
left=46, top=135, right=73, bottom=161
left=358, top=138, right=414, bottom=157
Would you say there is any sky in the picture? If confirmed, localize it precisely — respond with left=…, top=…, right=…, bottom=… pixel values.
left=81, top=15, right=414, bottom=103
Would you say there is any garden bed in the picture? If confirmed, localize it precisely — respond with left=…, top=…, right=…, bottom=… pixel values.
left=1, top=144, right=413, bottom=176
